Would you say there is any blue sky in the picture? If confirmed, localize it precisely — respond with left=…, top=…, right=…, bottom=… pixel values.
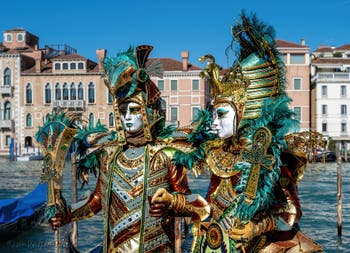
left=1, top=0, right=349, bottom=68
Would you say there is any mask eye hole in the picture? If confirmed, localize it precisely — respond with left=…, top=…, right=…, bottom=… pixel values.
left=129, top=106, right=141, bottom=115
left=216, top=108, right=229, bottom=119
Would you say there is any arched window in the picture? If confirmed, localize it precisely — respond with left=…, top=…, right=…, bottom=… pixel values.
left=89, top=113, right=94, bottom=127
left=108, top=90, right=113, bottom=104
left=63, top=63, right=68, bottom=70
left=70, top=83, right=76, bottom=100
left=26, top=113, right=32, bottom=127
left=4, top=102, right=11, bottom=120
left=70, top=63, right=76, bottom=70
left=78, top=82, right=84, bottom=100
left=88, top=82, right=95, bottom=103
left=45, top=83, right=51, bottom=103
left=109, top=112, right=114, bottom=127
left=25, top=136, right=33, bottom=148
left=55, top=63, right=61, bottom=70
left=78, top=62, right=84, bottom=69
left=17, top=34, right=23, bottom=41
left=63, top=83, right=69, bottom=100
left=4, top=68, right=11, bottom=86
left=55, top=83, right=61, bottom=100
left=26, top=83, right=33, bottom=104
left=6, top=34, right=12, bottom=42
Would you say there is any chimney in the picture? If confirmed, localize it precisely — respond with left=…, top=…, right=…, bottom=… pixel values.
left=301, top=38, right=305, bottom=46
left=33, top=51, right=42, bottom=73
left=181, top=51, right=189, bottom=71
left=96, top=49, right=107, bottom=72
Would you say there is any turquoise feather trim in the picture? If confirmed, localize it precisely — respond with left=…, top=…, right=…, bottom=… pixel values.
left=74, top=119, right=114, bottom=186
left=173, top=109, right=216, bottom=170
left=227, top=96, right=299, bottom=221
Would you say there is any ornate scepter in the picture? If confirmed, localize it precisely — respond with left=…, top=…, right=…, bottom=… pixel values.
left=35, top=111, right=77, bottom=253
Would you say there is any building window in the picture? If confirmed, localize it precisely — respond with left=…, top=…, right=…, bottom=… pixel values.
left=70, top=63, right=76, bottom=70
left=4, top=102, right=11, bottom=120
left=88, top=82, right=95, bottom=103
left=322, top=122, right=327, bottom=132
left=280, top=54, right=286, bottom=64
left=170, top=107, right=178, bottom=122
left=322, top=105, right=327, bottom=115
left=17, top=34, right=23, bottom=41
left=5, top=34, right=12, bottom=42
left=109, top=113, right=114, bottom=127
left=192, top=79, right=200, bottom=90
left=78, top=62, right=84, bottom=69
left=341, top=105, right=347, bottom=115
left=293, top=78, right=301, bottom=90
left=89, top=113, right=94, bottom=127
left=157, top=80, right=165, bottom=91
left=63, top=63, right=68, bottom=70
left=108, top=90, right=113, bottom=104
left=4, top=68, right=11, bottom=85
left=341, top=122, right=347, bottom=132
left=321, top=85, right=327, bottom=97
left=45, top=83, right=51, bottom=103
left=171, top=80, right=177, bottom=91
left=290, top=54, right=304, bottom=64
left=192, top=107, right=200, bottom=120
left=63, top=83, right=69, bottom=100
left=55, top=83, right=61, bottom=100
left=26, top=83, right=32, bottom=104
left=78, top=82, right=84, bottom=100
left=5, top=135, right=11, bottom=146
left=161, top=99, right=167, bottom=116
left=55, top=63, right=61, bottom=70
left=341, top=85, right=347, bottom=97
left=26, top=114, right=32, bottom=127
left=293, top=107, right=301, bottom=121
left=70, top=83, right=76, bottom=100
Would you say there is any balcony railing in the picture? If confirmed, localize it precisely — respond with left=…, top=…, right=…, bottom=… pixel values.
left=313, top=72, right=350, bottom=82
left=0, top=85, right=13, bottom=96
left=52, top=100, right=85, bottom=109
left=0, top=120, right=13, bottom=130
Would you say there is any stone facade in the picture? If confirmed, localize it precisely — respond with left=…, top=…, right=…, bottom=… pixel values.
left=0, top=28, right=209, bottom=157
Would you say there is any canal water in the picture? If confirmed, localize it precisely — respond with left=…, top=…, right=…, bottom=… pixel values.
left=0, top=159, right=348, bottom=252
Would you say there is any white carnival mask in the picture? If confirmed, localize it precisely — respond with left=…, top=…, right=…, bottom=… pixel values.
left=119, top=102, right=144, bottom=134
left=212, top=103, right=237, bottom=139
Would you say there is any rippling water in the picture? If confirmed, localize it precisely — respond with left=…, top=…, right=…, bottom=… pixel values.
left=0, top=159, right=348, bottom=252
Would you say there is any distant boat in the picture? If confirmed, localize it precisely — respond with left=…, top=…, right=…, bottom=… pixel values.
left=0, top=183, right=47, bottom=241
left=16, top=154, right=44, bottom=161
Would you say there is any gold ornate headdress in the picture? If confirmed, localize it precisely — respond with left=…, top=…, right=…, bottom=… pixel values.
left=200, top=12, right=284, bottom=128
left=102, top=45, right=163, bottom=145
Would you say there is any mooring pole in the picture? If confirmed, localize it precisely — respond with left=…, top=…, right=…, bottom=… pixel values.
left=71, top=155, right=78, bottom=247
left=336, top=142, right=342, bottom=237
left=174, top=217, right=182, bottom=253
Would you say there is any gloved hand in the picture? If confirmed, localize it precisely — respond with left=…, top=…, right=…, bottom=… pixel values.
left=227, top=215, right=275, bottom=242
left=227, top=220, right=257, bottom=242
left=151, top=188, right=174, bottom=208
left=49, top=211, right=72, bottom=231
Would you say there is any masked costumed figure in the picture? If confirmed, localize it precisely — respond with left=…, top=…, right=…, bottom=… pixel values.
left=48, top=45, right=210, bottom=253
left=152, top=12, right=323, bottom=253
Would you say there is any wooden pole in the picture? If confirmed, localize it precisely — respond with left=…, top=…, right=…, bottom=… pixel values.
left=71, top=155, right=78, bottom=247
left=174, top=217, right=182, bottom=253
left=336, top=142, right=342, bottom=237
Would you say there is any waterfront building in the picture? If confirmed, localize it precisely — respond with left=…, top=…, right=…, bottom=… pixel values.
left=311, top=44, right=350, bottom=148
left=150, top=52, right=210, bottom=127
left=0, top=28, right=208, bottom=157
left=276, top=39, right=311, bottom=131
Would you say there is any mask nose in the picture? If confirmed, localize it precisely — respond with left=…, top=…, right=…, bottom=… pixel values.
left=124, top=108, right=132, bottom=120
